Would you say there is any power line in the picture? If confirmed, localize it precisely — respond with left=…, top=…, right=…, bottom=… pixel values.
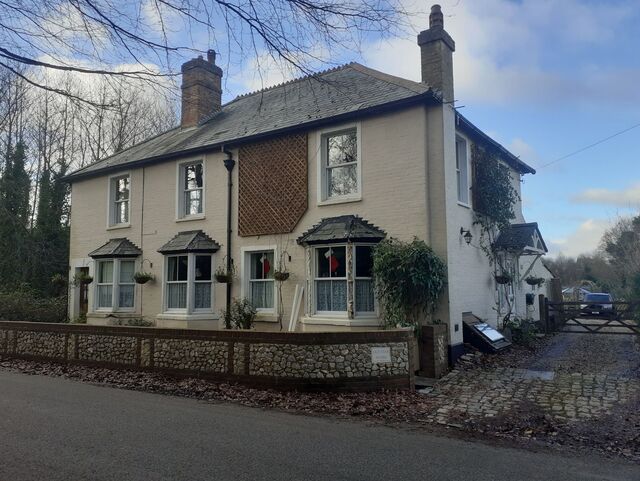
left=538, top=121, right=640, bottom=169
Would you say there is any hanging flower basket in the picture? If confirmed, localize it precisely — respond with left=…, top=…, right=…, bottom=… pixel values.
left=73, top=273, right=93, bottom=286
left=133, top=272, right=154, bottom=284
left=214, top=265, right=234, bottom=284
left=494, top=274, right=512, bottom=285
left=214, top=273, right=232, bottom=284
left=274, top=271, right=290, bottom=282
left=525, top=276, right=545, bottom=287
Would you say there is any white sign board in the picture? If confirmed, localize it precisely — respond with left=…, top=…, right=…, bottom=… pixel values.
left=371, top=346, right=392, bottom=364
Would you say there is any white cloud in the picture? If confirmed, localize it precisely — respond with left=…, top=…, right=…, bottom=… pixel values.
left=141, top=0, right=183, bottom=36
left=547, top=218, right=611, bottom=257
left=507, top=138, right=539, bottom=164
left=362, top=0, right=639, bottom=107
left=572, top=183, right=640, bottom=207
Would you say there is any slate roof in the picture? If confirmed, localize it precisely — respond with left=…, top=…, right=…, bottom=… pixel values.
left=158, top=230, right=221, bottom=254
left=88, top=238, right=142, bottom=258
left=65, top=63, right=438, bottom=181
left=297, top=215, right=386, bottom=245
left=64, top=62, right=535, bottom=181
left=493, top=222, right=548, bottom=253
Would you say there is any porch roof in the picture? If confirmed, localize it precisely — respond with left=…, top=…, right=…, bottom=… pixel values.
left=88, top=238, right=142, bottom=258
left=493, top=222, right=548, bottom=254
left=297, top=215, right=386, bottom=246
left=158, top=230, right=221, bottom=254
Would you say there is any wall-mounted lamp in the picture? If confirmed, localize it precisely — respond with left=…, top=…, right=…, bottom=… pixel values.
left=460, top=227, right=473, bottom=245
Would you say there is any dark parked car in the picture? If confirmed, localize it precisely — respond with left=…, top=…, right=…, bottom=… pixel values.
left=580, top=293, right=615, bottom=317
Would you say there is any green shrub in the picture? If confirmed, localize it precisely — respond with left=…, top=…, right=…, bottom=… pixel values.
left=0, top=289, right=67, bottom=323
left=109, top=317, right=154, bottom=327
left=221, top=298, right=257, bottom=329
left=372, top=238, right=447, bottom=328
left=504, top=317, right=538, bottom=346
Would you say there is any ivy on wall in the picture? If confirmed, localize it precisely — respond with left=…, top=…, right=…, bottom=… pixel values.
left=372, top=238, right=446, bottom=328
left=471, top=144, right=521, bottom=326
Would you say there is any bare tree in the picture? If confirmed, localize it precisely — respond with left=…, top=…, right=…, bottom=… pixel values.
left=0, top=0, right=411, bottom=103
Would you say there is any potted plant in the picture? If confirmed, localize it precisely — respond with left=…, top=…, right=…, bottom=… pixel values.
left=214, top=264, right=235, bottom=284
left=220, top=298, right=257, bottom=330
left=525, top=276, right=545, bottom=287
left=133, top=271, right=154, bottom=284
left=73, top=272, right=93, bottom=286
left=494, top=273, right=513, bottom=285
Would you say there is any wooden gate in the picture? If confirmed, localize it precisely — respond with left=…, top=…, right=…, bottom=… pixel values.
left=545, top=301, right=640, bottom=335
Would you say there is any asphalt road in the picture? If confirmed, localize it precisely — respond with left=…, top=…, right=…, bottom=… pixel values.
left=0, top=371, right=638, bottom=481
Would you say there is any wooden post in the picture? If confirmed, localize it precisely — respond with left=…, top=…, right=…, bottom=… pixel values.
left=538, top=294, right=548, bottom=333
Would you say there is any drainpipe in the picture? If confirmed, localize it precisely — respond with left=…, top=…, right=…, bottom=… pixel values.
left=223, top=149, right=236, bottom=324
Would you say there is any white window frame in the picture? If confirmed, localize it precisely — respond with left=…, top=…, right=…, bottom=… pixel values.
left=107, top=173, right=131, bottom=228
left=176, top=159, right=206, bottom=221
left=93, top=258, right=136, bottom=313
left=316, top=123, right=362, bottom=205
left=162, top=253, right=214, bottom=314
left=310, top=243, right=377, bottom=319
left=455, top=134, right=470, bottom=207
left=353, top=244, right=377, bottom=317
left=241, top=246, right=278, bottom=314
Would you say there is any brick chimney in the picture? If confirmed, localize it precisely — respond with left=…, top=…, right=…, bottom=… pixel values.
left=417, top=5, right=455, bottom=102
left=181, top=50, right=223, bottom=128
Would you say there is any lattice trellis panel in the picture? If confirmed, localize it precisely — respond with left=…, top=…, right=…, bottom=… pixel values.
left=238, top=133, right=308, bottom=237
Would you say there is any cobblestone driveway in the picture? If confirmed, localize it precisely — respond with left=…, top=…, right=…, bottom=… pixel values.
left=424, top=333, right=640, bottom=425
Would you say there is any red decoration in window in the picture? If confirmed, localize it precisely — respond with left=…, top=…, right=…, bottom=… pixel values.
left=325, top=249, right=339, bottom=273
left=260, top=254, right=271, bottom=275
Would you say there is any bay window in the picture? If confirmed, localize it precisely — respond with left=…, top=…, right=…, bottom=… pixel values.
left=164, top=253, right=213, bottom=313
left=354, top=245, right=375, bottom=313
left=313, top=244, right=375, bottom=316
left=95, top=259, right=136, bottom=311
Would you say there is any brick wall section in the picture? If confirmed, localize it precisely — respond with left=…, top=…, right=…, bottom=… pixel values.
left=238, top=133, right=308, bottom=236
left=0, top=322, right=413, bottom=391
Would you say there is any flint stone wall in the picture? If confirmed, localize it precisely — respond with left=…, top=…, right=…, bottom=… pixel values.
left=0, top=322, right=414, bottom=391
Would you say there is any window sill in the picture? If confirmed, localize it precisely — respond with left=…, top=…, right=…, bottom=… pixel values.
left=457, top=201, right=471, bottom=209
left=317, top=195, right=362, bottom=207
left=255, top=312, right=278, bottom=322
left=301, top=316, right=382, bottom=327
left=107, top=223, right=131, bottom=231
left=176, top=214, right=205, bottom=223
left=157, top=312, right=218, bottom=321
left=89, top=310, right=137, bottom=317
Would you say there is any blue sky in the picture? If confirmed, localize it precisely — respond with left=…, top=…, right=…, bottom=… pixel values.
left=142, top=0, right=640, bottom=257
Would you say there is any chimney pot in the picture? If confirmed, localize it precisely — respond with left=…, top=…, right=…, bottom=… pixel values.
left=207, top=49, right=217, bottom=65
left=429, top=4, right=444, bottom=29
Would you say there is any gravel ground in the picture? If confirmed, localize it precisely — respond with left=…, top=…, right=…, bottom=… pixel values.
left=524, top=333, right=640, bottom=377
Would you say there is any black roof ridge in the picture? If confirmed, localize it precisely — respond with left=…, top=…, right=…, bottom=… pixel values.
left=230, top=63, right=356, bottom=102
